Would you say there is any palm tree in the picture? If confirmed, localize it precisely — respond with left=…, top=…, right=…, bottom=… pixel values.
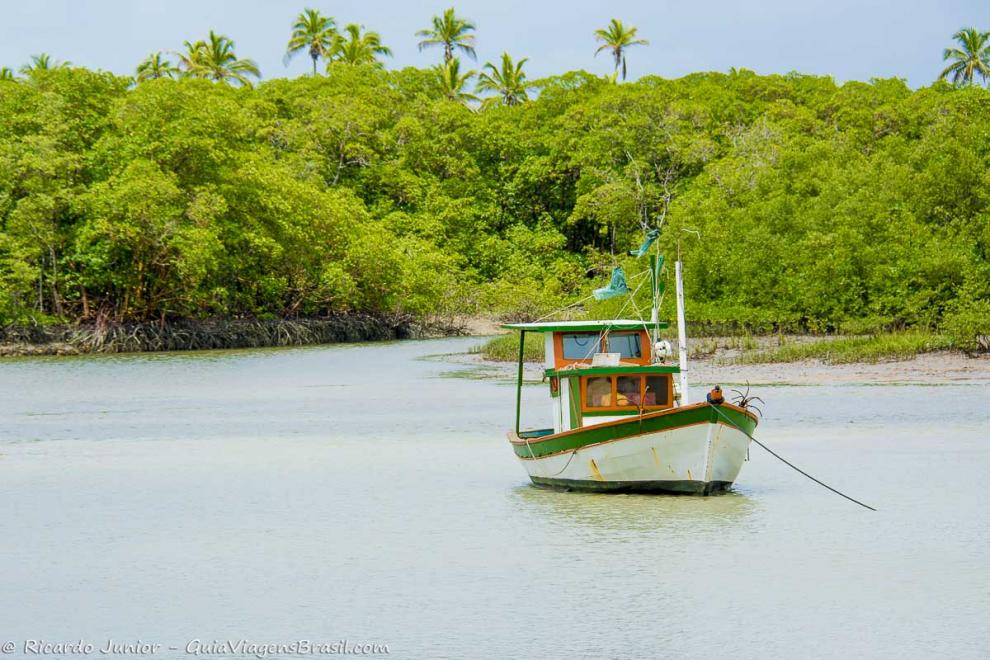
left=434, top=58, right=478, bottom=105
left=476, top=52, right=531, bottom=107
left=593, top=19, right=648, bottom=80
left=176, top=40, right=203, bottom=72
left=136, top=51, right=179, bottom=82
left=0, top=67, right=15, bottom=81
left=178, top=31, right=260, bottom=87
left=330, top=24, right=392, bottom=67
left=19, top=53, right=70, bottom=75
left=285, top=8, right=336, bottom=74
left=940, top=27, right=990, bottom=86
left=417, top=8, right=476, bottom=63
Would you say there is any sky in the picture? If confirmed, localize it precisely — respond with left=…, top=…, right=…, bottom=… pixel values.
left=1, top=0, right=988, bottom=88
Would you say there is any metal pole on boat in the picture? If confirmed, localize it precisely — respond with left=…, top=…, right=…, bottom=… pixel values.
left=649, top=255, right=659, bottom=348
left=675, top=259, right=689, bottom=405
left=515, top=330, right=525, bottom=434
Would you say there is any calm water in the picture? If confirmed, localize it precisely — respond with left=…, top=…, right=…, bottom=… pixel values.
left=1, top=338, right=988, bottom=659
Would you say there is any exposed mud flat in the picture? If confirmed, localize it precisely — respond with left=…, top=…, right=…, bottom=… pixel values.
left=691, top=351, right=990, bottom=385
left=453, top=346, right=990, bottom=385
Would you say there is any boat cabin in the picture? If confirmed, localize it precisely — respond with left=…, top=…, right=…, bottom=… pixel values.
left=503, top=320, right=680, bottom=435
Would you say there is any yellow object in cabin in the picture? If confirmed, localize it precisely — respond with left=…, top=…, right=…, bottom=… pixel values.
left=586, top=377, right=611, bottom=407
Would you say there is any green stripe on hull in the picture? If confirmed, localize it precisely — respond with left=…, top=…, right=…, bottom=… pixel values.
left=530, top=476, right=734, bottom=495
left=512, top=404, right=756, bottom=459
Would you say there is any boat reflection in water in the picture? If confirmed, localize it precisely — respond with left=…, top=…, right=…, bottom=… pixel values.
left=508, top=482, right=759, bottom=536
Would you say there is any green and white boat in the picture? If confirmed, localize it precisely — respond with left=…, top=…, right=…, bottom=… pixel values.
left=505, top=244, right=759, bottom=495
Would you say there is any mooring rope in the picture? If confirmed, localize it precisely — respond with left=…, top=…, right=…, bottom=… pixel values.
left=548, top=449, right=578, bottom=477
left=709, top=404, right=877, bottom=512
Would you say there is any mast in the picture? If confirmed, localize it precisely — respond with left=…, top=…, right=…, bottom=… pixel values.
left=649, top=254, right=659, bottom=349
left=675, top=258, right=689, bottom=405
left=515, top=330, right=525, bottom=434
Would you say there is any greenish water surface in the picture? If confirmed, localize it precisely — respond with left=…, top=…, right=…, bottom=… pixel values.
left=1, top=337, right=987, bottom=659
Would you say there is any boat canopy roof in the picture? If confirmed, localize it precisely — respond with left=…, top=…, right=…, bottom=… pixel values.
left=544, top=364, right=680, bottom=377
left=501, top=319, right=667, bottom=333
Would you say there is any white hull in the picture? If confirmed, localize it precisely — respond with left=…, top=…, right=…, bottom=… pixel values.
left=518, top=420, right=751, bottom=494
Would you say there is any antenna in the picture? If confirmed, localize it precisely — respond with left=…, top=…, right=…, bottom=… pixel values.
left=675, top=228, right=700, bottom=405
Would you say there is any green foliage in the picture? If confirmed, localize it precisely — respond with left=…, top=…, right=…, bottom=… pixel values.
left=416, top=8, right=477, bottom=64
left=734, top=332, right=955, bottom=364
left=943, top=292, right=990, bottom=353
left=940, top=27, right=990, bottom=86
left=593, top=19, right=649, bottom=80
left=0, top=64, right=988, bottom=347
left=472, top=331, right=545, bottom=362
left=136, top=52, right=179, bottom=82
left=477, top=53, right=531, bottom=107
left=178, top=31, right=260, bottom=87
left=433, top=58, right=478, bottom=105
left=285, top=8, right=336, bottom=74
left=330, top=25, right=392, bottom=68
left=19, top=54, right=70, bottom=76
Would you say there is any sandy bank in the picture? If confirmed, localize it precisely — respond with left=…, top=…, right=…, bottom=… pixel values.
left=691, top=351, right=990, bottom=385
left=452, top=348, right=990, bottom=386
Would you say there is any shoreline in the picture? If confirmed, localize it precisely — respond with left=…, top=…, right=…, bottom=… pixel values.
left=0, top=315, right=504, bottom=357
left=0, top=315, right=418, bottom=357
left=454, top=348, right=990, bottom=386
left=5, top=316, right=989, bottom=386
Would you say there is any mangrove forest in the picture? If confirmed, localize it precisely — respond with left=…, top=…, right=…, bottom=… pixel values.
left=1, top=11, right=989, bottom=351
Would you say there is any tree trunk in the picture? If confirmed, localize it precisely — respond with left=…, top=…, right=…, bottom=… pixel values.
left=48, top=246, right=63, bottom=317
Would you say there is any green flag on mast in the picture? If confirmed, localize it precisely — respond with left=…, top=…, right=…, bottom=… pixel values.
left=593, top=267, right=630, bottom=300
left=592, top=230, right=660, bottom=301
left=629, top=229, right=660, bottom=257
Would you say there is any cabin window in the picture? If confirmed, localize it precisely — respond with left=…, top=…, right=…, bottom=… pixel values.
left=580, top=373, right=674, bottom=412
left=554, top=329, right=651, bottom=367
left=562, top=333, right=601, bottom=361
left=616, top=376, right=641, bottom=406
left=607, top=333, right=642, bottom=359
left=645, top=375, right=670, bottom=406
left=585, top=376, right=612, bottom=407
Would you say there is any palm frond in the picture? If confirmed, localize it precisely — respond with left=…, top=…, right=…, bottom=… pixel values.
left=940, top=27, right=990, bottom=85
left=177, top=31, right=259, bottom=86
left=417, top=7, right=476, bottom=62
left=330, top=24, right=392, bottom=67
left=285, top=8, right=336, bottom=72
left=593, top=18, right=648, bottom=80
left=476, top=52, right=531, bottom=107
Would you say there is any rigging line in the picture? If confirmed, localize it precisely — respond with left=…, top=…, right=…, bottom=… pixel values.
left=571, top=272, right=653, bottom=364
left=609, top=274, right=654, bottom=345
left=530, top=270, right=651, bottom=324
left=597, top=275, right=650, bottom=357
left=625, top=267, right=664, bottom=339
left=532, top=291, right=597, bottom=323
left=608, top=271, right=650, bottom=321
left=709, top=405, right=877, bottom=512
